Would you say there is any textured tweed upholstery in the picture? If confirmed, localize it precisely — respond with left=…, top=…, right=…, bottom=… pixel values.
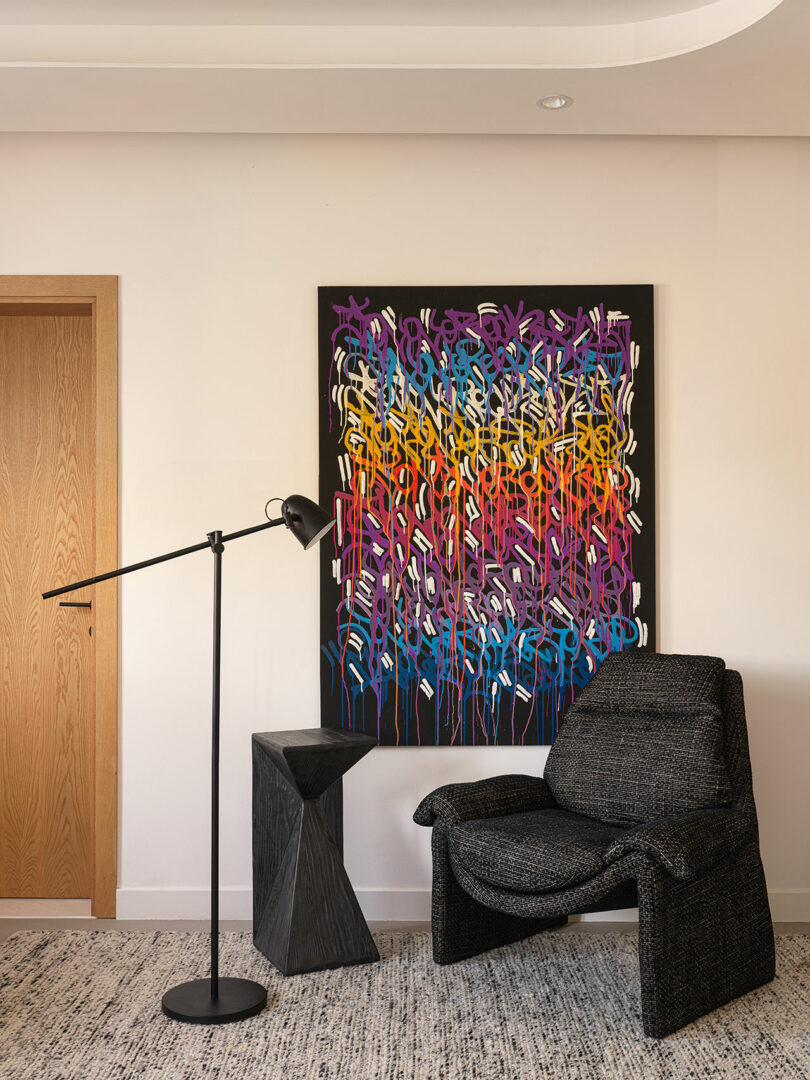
left=544, top=653, right=731, bottom=825
left=604, top=806, right=752, bottom=880
left=448, top=846, right=644, bottom=920
left=413, top=774, right=554, bottom=827
left=448, top=809, right=626, bottom=894
left=544, top=708, right=732, bottom=826
left=414, top=655, right=775, bottom=1038
left=573, top=652, right=726, bottom=712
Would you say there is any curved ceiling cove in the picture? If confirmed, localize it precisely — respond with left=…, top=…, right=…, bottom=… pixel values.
left=0, top=0, right=787, bottom=68
left=506, top=0, right=726, bottom=27
left=0, top=0, right=763, bottom=29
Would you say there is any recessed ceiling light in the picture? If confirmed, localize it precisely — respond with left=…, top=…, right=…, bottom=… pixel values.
left=537, top=95, right=574, bottom=110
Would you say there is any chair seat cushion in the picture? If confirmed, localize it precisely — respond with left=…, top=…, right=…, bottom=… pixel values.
left=447, top=808, right=627, bottom=894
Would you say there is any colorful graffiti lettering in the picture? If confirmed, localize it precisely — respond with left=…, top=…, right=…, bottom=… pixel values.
left=319, top=287, right=655, bottom=745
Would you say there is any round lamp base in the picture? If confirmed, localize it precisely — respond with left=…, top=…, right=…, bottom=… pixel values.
left=162, top=977, right=267, bottom=1024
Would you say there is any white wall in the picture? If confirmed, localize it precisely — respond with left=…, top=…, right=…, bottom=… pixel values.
left=1, top=134, right=807, bottom=921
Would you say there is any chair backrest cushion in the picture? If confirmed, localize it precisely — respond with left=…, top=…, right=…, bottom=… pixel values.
left=544, top=652, right=733, bottom=826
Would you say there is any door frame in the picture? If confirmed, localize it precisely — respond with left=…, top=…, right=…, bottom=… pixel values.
left=0, top=275, right=118, bottom=917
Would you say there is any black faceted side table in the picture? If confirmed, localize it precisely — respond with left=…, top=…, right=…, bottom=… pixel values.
left=252, top=728, right=379, bottom=975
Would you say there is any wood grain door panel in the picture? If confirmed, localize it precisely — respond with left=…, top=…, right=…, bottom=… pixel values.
left=0, top=314, right=95, bottom=897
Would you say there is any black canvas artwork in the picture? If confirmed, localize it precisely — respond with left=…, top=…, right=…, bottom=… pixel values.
left=319, top=285, right=655, bottom=746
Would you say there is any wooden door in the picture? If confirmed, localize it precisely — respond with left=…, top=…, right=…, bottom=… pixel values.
left=0, top=278, right=117, bottom=915
left=0, top=312, right=95, bottom=897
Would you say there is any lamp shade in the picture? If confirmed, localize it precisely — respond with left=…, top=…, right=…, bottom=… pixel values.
left=282, top=495, right=335, bottom=550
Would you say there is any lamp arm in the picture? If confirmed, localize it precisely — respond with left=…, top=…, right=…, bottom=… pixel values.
left=220, top=516, right=285, bottom=544
left=42, top=516, right=286, bottom=600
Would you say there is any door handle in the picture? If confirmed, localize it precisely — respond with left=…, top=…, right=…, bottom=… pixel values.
left=59, top=601, right=92, bottom=609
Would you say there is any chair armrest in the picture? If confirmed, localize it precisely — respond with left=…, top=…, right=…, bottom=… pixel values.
left=605, top=807, right=755, bottom=881
left=413, top=774, right=554, bottom=827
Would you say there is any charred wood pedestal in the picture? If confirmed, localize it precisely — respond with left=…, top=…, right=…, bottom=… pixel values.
left=252, top=728, right=379, bottom=975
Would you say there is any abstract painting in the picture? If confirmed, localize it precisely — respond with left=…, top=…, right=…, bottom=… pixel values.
left=319, top=286, right=655, bottom=746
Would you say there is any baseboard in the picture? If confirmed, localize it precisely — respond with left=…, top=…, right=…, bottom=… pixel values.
left=115, top=887, right=810, bottom=923
left=114, top=887, right=431, bottom=921
left=0, top=899, right=92, bottom=918
left=116, top=888, right=253, bottom=920
left=357, top=889, right=431, bottom=922
left=573, top=909, right=639, bottom=923
left=768, top=890, right=810, bottom=922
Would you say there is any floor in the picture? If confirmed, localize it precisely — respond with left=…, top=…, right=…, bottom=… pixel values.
left=5, top=926, right=806, bottom=1080
left=1, top=919, right=805, bottom=945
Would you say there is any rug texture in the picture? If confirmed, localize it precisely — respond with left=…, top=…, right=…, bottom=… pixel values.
left=0, top=930, right=808, bottom=1079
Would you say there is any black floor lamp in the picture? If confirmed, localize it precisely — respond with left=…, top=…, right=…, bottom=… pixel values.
left=43, top=494, right=335, bottom=1025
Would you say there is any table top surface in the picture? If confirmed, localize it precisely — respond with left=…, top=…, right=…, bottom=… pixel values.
left=252, top=727, right=377, bottom=753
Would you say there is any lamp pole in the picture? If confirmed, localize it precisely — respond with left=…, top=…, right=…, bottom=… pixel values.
left=209, top=530, right=223, bottom=1003
left=43, top=496, right=334, bottom=1024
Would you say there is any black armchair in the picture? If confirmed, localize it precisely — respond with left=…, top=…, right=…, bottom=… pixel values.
left=414, top=653, right=775, bottom=1037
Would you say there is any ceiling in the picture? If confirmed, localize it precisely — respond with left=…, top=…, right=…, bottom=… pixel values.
left=0, top=0, right=725, bottom=26
left=0, top=0, right=807, bottom=136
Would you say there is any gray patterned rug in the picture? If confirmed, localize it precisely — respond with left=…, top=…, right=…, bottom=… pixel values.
left=1, top=930, right=808, bottom=1079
